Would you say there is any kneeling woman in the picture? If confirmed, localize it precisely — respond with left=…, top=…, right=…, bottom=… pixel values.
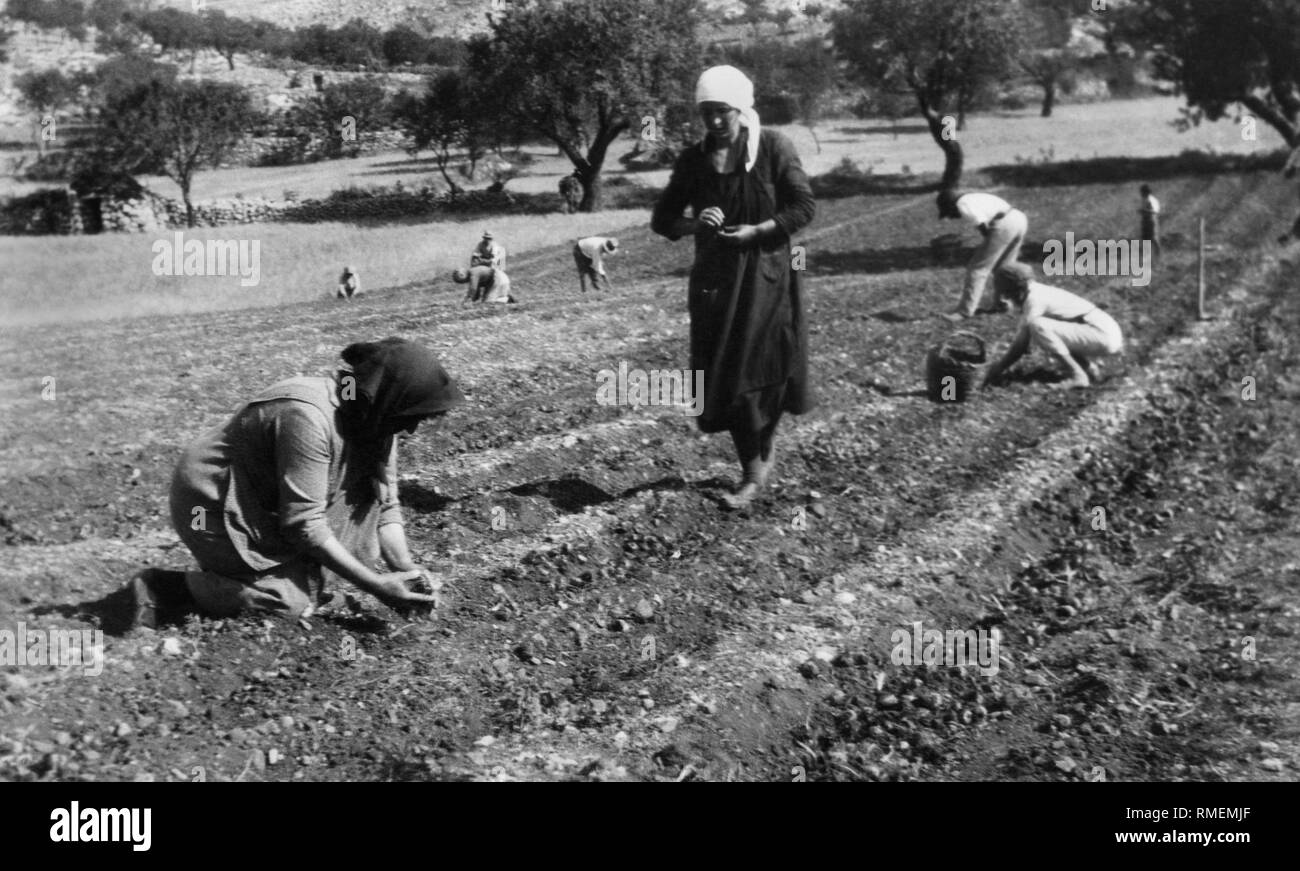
left=129, top=338, right=461, bottom=626
left=651, top=65, right=817, bottom=508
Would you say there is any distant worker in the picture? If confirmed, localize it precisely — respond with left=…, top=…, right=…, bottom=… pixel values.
left=337, top=265, right=362, bottom=300
left=573, top=236, right=619, bottom=293
left=471, top=231, right=506, bottom=271
left=1138, top=184, right=1161, bottom=263
left=981, top=263, right=1123, bottom=391
left=936, top=189, right=1028, bottom=321
left=452, top=265, right=514, bottom=304
left=559, top=173, right=583, bottom=214
left=1279, top=145, right=1300, bottom=244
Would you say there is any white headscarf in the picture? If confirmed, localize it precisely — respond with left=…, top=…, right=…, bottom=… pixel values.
left=695, top=65, right=761, bottom=173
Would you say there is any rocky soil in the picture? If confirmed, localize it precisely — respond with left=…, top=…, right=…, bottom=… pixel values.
left=1, top=168, right=1297, bottom=781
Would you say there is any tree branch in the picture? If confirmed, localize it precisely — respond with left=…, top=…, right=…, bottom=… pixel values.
left=1241, top=93, right=1300, bottom=147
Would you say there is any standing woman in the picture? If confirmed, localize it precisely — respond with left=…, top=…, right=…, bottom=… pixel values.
left=127, top=338, right=461, bottom=626
left=651, top=65, right=816, bottom=508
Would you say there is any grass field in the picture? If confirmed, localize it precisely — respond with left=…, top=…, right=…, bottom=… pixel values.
left=2, top=95, right=1290, bottom=329
left=2, top=96, right=1288, bottom=201
left=0, top=210, right=645, bottom=326
left=109, top=97, right=1298, bottom=201
left=2, top=150, right=1298, bottom=781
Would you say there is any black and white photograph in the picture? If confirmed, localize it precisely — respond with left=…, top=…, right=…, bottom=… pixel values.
left=0, top=0, right=1296, bottom=810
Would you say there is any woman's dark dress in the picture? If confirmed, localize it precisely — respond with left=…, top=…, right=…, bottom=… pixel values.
left=651, top=128, right=816, bottom=433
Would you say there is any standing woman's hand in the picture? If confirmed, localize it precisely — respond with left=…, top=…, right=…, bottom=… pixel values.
left=697, top=206, right=726, bottom=231
left=717, top=224, right=762, bottom=247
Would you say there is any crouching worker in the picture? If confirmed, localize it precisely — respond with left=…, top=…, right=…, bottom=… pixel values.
left=573, top=236, right=618, bottom=293
left=124, top=338, right=462, bottom=628
left=453, top=265, right=514, bottom=303
left=981, top=263, right=1123, bottom=390
left=337, top=265, right=362, bottom=300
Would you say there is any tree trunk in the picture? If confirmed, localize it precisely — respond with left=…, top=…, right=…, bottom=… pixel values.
left=574, top=122, right=627, bottom=212
left=578, top=167, right=602, bottom=212
left=436, top=151, right=461, bottom=199
left=467, top=143, right=488, bottom=182
left=921, top=101, right=964, bottom=189
left=1041, top=80, right=1055, bottom=118
left=806, top=123, right=821, bottom=154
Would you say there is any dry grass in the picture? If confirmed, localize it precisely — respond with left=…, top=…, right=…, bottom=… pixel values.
left=0, top=210, right=644, bottom=326
left=5, top=96, right=1285, bottom=201
left=3, top=97, right=1290, bottom=328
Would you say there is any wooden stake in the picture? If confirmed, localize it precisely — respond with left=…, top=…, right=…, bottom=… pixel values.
left=1197, top=217, right=1208, bottom=320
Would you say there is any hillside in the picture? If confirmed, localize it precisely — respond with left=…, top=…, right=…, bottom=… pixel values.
left=0, top=21, right=428, bottom=150
left=151, top=0, right=783, bottom=33
left=157, top=0, right=506, bottom=36
left=0, top=0, right=829, bottom=151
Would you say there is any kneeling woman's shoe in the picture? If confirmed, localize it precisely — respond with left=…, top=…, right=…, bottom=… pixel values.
left=124, top=569, right=192, bottom=629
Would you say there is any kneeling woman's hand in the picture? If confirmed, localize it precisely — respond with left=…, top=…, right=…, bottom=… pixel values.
left=370, top=570, right=438, bottom=616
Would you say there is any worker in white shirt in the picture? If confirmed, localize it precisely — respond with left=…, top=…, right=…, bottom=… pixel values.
left=471, top=231, right=506, bottom=271
left=936, top=189, right=1028, bottom=321
left=1280, top=145, right=1300, bottom=244
left=1139, top=184, right=1161, bottom=261
left=981, top=262, right=1123, bottom=390
left=573, top=236, right=619, bottom=293
left=337, top=265, right=362, bottom=301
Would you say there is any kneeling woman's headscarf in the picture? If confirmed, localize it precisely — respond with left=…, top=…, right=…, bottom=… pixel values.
left=695, top=65, right=761, bottom=173
left=337, top=337, right=463, bottom=444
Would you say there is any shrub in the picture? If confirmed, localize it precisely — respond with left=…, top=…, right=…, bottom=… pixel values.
left=755, top=93, right=800, bottom=125
left=21, top=150, right=78, bottom=182
left=999, top=92, right=1028, bottom=111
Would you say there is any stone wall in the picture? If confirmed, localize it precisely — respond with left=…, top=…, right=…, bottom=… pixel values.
left=222, top=129, right=410, bottom=168
left=1, top=185, right=519, bottom=235
left=154, top=196, right=293, bottom=228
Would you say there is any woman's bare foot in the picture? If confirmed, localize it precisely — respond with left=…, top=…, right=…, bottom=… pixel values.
left=1051, top=376, right=1091, bottom=390
left=721, top=480, right=762, bottom=509
left=722, top=453, right=772, bottom=509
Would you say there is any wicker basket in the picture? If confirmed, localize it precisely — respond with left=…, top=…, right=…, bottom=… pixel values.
left=925, top=331, right=987, bottom=403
